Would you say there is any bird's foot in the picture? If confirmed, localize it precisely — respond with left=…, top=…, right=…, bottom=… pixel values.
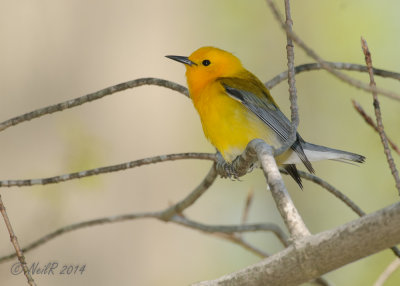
left=215, top=153, right=242, bottom=180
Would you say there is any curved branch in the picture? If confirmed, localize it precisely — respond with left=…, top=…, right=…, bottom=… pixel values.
left=0, top=78, right=188, bottom=133
left=289, top=169, right=400, bottom=258
left=266, top=62, right=400, bottom=90
left=162, top=164, right=218, bottom=219
left=265, top=0, right=400, bottom=101
left=352, top=100, right=400, bottom=156
left=374, top=258, right=400, bottom=286
left=0, top=163, right=290, bottom=264
left=0, top=163, right=217, bottom=262
left=194, top=201, right=400, bottom=286
left=171, top=215, right=288, bottom=245
left=0, top=152, right=215, bottom=188
left=0, top=213, right=285, bottom=263
left=361, top=38, right=400, bottom=194
left=0, top=209, right=286, bottom=265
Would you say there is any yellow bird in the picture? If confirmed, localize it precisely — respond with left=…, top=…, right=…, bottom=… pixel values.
left=166, top=47, right=364, bottom=187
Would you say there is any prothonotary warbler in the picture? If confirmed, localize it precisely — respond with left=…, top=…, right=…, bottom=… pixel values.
left=166, top=47, right=365, bottom=188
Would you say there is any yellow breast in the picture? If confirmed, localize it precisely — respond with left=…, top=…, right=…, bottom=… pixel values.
left=191, top=82, right=280, bottom=162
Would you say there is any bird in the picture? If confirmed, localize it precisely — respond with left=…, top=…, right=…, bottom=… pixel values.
left=166, top=46, right=365, bottom=188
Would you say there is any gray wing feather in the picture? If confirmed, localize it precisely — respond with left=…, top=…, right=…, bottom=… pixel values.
left=223, top=83, right=314, bottom=174
left=223, top=85, right=291, bottom=143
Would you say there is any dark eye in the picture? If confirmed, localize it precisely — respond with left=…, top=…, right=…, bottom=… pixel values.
left=202, top=59, right=211, bottom=66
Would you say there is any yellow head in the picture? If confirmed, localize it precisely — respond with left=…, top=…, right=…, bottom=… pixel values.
left=166, top=46, right=244, bottom=93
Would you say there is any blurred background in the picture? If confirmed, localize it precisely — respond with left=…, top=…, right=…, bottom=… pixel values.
left=0, top=0, right=400, bottom=285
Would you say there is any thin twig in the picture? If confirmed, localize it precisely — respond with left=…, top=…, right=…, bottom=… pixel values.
left=0, top=164, right=288, bottom=263
left=312, top=277, right=334, bottom=286
left=0, top=211, right=287, bottom=263
left=171, top=215, right=288, bottom=245
left=265, top=62, right=400, bottom=90
left=274, top=0, right=299, bottom=156
left=0, top=195, right=36, bottom=286
left=0, top=78, right=188, bottom=133
left=287, top=169, right=400, bottom=258
left=361, top=38, right=400, bottom=195
left=292, top=170, right=365, bottom=216
left=374, top=258, right=400, bottom=286
left=241, top=188, right=254, bottom=225
left=161, top=164, right=218, bottom=219
left=215, top=233, right=270, bottom=258
left=352, top=100, right=400, bottom=156
left=264, top=0, right=400, bottom=101
left=0, top=152, right=216, bottom=188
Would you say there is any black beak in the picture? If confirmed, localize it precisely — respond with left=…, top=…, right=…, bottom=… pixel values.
left=165, top=55, right=197, bottom=66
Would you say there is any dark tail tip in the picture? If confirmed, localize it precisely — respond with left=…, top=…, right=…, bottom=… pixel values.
left=284, top=164, right=303, bottom=189
left=356, top=155, right=366, bottom=163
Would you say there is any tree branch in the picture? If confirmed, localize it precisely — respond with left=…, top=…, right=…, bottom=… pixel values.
left=374, top=258, right=400, bottom=286
left=274, top=0, right=298, bottom=156
left=265, top=62, right=400, bottom=90
left=264, top=0, right=400, bottom=101
left=216, top=138, right=310, bottom=239
left=193, top=201, right=400, bottom=286
left=293, top=169, right=400, bottom=258
left=251, top=139, right=310, bottom=239
left=0, top=78, right=188, bottom=133
left=352, top=100, right=400, bottom=156
left=0, top=152, right=215, bottom=188
left=0, top=164, right=287, bottom=265
left=361, top=38, right=400, bottom=195
left=0, top=195, right=36, bottom=286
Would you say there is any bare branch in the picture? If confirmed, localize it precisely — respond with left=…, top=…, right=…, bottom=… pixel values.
left=161, top=164, right=218, bottom=219
left=0, top=213, right=287, bottom=264
left=292, top=170, right=366, bottom=216
left=0, top=195, right=36, bottom=286
left=290, top=169, right=400, bottom=258
left=217, top=234, right=270, bottom=258
left=251, top=139, right=310, bottom=239
left=274, top=0, right=299, bottom=156
left=241, top=188, right=254, bottom=225
left=374, top=258, right=400, bottom=286
left=352, top=100, right=400, bottom=156
left=0, top=152, right=215, bottom=188
left=285, top=169, right=400, bottom=258
left=312, top=277, right=334, bottom=286
left=216, top=138, right=310, bottom=239
left=361, top=38, right=400, bottom=195
left=266, top=62, right=400, bottom=90
left=0, top=78, right=188, bottom=133
left=171, top=215, right=287, bottom=243
left=193, top=201, right=400, bottom=286
left=0, top=163, right=287, bottom=264
left=264, top=0, right=400, bottom=101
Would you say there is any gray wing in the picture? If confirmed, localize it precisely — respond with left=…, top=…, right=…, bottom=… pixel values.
left=223, top=84, right=291, bottom=143
left=222, top=83, right=314, bottom=174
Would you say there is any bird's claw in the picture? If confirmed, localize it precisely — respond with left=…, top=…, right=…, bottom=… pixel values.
left=216, top=161, right=240, bottom=180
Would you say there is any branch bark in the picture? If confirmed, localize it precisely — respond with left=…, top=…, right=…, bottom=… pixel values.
left=193, top=201, right=400, bottom=286
left=264, top=0, right=400, bottom=101
left=361, top=38, right=400, bottom=195
left=252, top=139, right=310, bottom=239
